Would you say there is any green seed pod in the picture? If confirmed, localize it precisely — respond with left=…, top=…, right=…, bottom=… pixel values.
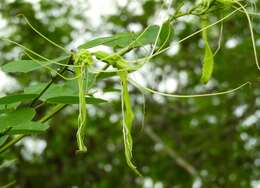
left=73, top=49, right=94, bottom=153
left=95, top=50, right=141, bottom=175
left=200, top=16, right=214, bottom=84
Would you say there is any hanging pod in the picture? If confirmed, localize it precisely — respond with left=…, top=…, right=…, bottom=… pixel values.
left=118, top=71, right=141, bottom=176
left=94, top=51, right=141, bottom=175
left=200, top=15, right=215, bottom=84
left=73, top=49, right=94, bottom=152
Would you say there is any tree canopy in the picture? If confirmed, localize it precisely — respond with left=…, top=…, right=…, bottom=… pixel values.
left=0, top=0, right=260, bottom=187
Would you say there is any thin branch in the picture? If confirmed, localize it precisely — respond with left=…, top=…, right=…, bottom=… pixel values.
left=144, top=126, right=199, bottom=177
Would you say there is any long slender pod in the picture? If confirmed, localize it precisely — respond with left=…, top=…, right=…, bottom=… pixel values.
left=76, top=64, right=87, bottom=152
left=95, top=51, right=141, bottom=175
left=73, top=50, right=94, bottom=152
left=118, top=71, right=141, bottom=176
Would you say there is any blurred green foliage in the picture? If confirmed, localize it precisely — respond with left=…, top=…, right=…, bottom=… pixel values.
left=0, top=0, right=260, bottom=187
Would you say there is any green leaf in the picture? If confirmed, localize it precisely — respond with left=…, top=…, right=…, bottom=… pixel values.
left=9, top=121, right=48, bottom=134
left=85, top=72, right=97, bottom=90
left=157, top=21, right=174, bottom=49
left=78, top=32, right=137, bottom=49
left=24, top=79, right=97, bottom=101
left=0, top=94, right=37, bottom=105
left=2, top=55, right=69, bottom=73
left=23, top=75, right=100, bottom=105
left=41, top=84, right=74, bottom=99
left=79, top=24, right=173, bottom=50
left=0, top=102, right=20, bottom=112
left=200, top=17, right=214, bottom=84
left=2, top=60, right=39, bottom=73
left=46, top=96, right=107, bottom=104
left=125, top=25, right=159, bottom=48
left=24, top=82, right=75, bottom=100
left=0, top=108, right=35, bottom=128
left=0, top=108, right=48, bottom=134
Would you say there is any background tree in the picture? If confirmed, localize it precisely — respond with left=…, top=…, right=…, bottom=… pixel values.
left=0, top=0, right=260, bottom=187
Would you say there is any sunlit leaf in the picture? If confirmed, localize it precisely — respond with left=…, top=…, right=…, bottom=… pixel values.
left=79, top=24, right=173, bottom=50
left=78, top=32, right=136, bottom=49
left=2, top=55, right=69, bottom=73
